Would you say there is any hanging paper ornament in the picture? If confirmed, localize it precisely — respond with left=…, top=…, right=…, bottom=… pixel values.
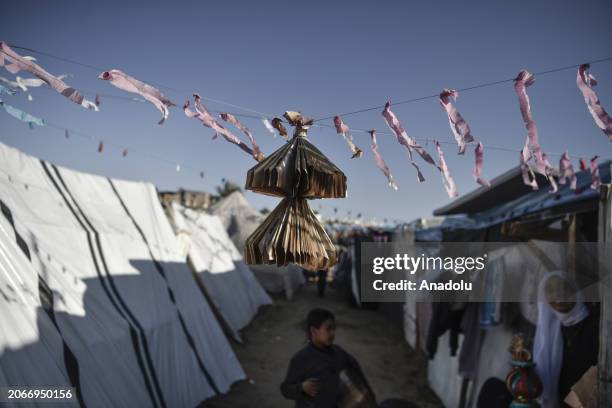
left=184, top=94, right=258, bottom=160
left=576, top=64, right=612, bottom=141
left=474, top=142, right=490, bottom=187
left=0, top=42, right=96, bottom=110
left=98, top=141, right=104, bottom=153
left=270, top=117, right=288, bottom=140
left=219, top=112, right=265, bottom=161
left=244, top=111, right=346, bottom=270
left=99, top=69, right=175, bottom=124
left=439, top=89, right=475, bottom=154
left=514, top=70, right=546, bottom=174
left=333, top=116, right=363, bottom=158
left=245, top=112, right=346, bottom=198
left=519, top=146, right=538, bottom=190
left=382, top=101, right=434, bottom=182
left=559, top=151, right=577, bottom=190
left=368, top=129, right=398, bottom=190
left=433, top=140, right=458, bottom=198
left=590, top=156, right=601, bottom=189
left=579, top=158, right=587, bottom=172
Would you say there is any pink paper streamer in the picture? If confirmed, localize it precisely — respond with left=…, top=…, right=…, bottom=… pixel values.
left=590, top=155, right=601, bottom=190
left=184, top=94, right=255, bottom=159
left=514, top=70, right=546, bottom=173
left=577, top=64, right=612, bottom=141
left=333, top=116, right=363, bottom=158
left=579, top=158, right=587, bottom=172
left=433, top=140, right=459, bottom=198
left=0, top=42, right=96, bottom=110
left=368, top=130, right=398, bottom=190
left=541, top=152, right=558, bottom=193
left=559, top=151, right=577, bottom=190
left=220, top=112, right=264, bottom=161
left=381, top=101, right=434, bottom=182
left=439, top=89, right=475, bottom=154
left=99, top=69, right=175, bottom=124
left=474, top=142, right=490, bottom=187
left=520, top=146, right=539, bottom=190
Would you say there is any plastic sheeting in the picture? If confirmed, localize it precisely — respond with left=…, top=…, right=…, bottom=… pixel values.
left=168, top=203, right=271, bottom=341
left=0, top=142, right=245, bottom=407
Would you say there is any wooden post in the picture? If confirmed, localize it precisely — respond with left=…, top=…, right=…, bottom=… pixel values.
left=598, top=176, right=612, bottom=405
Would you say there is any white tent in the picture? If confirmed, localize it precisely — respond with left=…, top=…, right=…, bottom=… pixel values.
left=168, top=203, right=271, bottom=341
left=209, top=191, right=305, bottom=300
left=0, top=142, right=245, bottom=407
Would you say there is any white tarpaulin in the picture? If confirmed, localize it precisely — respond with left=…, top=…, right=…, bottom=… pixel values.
left=0, top=142, right=245, bottom=407
left=209, top=191, right=305, bottom=300
left=168, top=203, right=271, bottom=341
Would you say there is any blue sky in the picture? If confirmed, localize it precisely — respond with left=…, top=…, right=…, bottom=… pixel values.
left=1, top=0, right=611, bottom=222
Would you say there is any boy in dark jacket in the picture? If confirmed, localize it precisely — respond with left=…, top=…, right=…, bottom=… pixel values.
left=280, top=308, right=376, bottom=408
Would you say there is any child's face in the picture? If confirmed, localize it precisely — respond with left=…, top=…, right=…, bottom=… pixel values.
left=311, top=319, right=336, bottom=347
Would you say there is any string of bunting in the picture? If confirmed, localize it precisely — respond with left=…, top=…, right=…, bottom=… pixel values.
left=1, top=41, right=610, bottom=199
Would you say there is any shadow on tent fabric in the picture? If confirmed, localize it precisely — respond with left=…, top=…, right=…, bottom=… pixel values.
left=1, top=260, right=243, bottom=407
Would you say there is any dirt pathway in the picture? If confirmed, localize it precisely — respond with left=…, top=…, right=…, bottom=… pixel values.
left=202, top=283, right=443, bottom=408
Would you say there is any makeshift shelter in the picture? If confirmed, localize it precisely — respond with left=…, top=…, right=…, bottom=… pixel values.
left=167, top=203, right=272, bottom=341
left=400, top=162, right=611, bottom=408
left=209, top=191, right=304, bottom=299
left=0, top=142, right=245, bottom=407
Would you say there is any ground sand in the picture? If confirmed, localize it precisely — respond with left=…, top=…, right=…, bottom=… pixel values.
left=201, top=283, right=443, bottom=408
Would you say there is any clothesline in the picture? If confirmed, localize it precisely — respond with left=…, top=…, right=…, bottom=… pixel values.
left=2, top=42, right=608, bottom=197
left=17, top=81, right=596, bottom=159
left=313, top=56, right=612, bottom=122
left=10, top=42, right=612, bottom=127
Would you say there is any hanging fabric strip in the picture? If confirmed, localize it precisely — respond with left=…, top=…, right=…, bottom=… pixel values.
left=97, top=141, right=104, bottom=153
left=381, top=101, right=433, bottom=182
left=270, top=118, right=288, bottom=140
left=474, top=142, right=490, bottom=187
left=262, top=118, right=276, bottom=136
left=183, top=94, right=255, bottom=159
left=368, top=130, right=398, bottom=190
left=0, top=42, right=96, bottom=110
left=541, top=152, right=558, bottom=193
left=559, top=151, right=577, bottom=190
left=219, top=112, right=264, bottom=161
left=98, top=69, right=175, bottom=124
left=15, top=74, right=69, bottom=91
left=514, top=70, right=546, bottom=173
left=579, top=158, right=587, bottom=172
left=439, top=89, right=475, bottom=154
left=0, top=98, right=44, bottom=127
left=433, top=140, right=459, bottom=198
left=333, top=116, right=363, bottom=158
left=520, top=146, right=538, bottom=190
left=576, top=64, right=612, bottom=141
left=590, top=156, right=601, bottom=190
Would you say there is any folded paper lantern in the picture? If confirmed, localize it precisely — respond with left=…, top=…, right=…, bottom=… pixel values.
left=244, top=197, right=337, bottom=270
left=246, top=112, right=347, bottom=198
left=244, top=111, right=346, bottom=270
